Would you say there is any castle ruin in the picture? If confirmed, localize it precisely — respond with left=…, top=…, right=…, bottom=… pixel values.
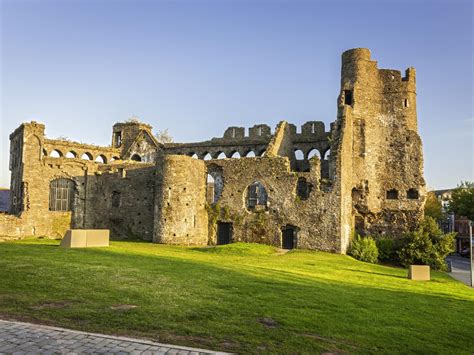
left=0, top=48, right=426, bottom=253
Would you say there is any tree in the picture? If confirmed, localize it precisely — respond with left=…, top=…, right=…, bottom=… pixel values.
left=155, top=129, right=173, bottom=144
left=424, top=191, right=443, bottom=221
left=448, top=181, right=474, bottom=221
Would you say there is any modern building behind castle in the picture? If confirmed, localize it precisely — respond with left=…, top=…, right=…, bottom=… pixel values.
left=0, top=48, right=426, bottom=252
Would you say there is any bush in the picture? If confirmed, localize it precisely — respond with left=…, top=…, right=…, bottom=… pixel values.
left=376, top=238, right=396, bottom=262
left=349, top=235, right=379, bottom=264
left=398, top=217, right=455, bottom=271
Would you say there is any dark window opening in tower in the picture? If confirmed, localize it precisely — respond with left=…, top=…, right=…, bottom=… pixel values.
left=344, top=90, right=353, bottom=106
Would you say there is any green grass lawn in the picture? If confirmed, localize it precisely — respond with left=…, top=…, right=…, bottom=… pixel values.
left=0, top=239, right=473, bottom=354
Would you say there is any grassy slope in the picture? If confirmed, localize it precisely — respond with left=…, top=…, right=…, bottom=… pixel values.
left=0, top=239, right=472, bottom=354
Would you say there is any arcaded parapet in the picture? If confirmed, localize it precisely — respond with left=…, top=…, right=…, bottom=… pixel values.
left=154, top=155, right=208, bottom=245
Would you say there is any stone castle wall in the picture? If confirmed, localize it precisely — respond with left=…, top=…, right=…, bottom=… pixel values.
left=0, top=48, right=426, bottom=253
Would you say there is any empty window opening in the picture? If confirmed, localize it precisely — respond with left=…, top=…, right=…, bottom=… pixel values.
left=95, top=155, right=107, bottom=164
left=246, top=151, right=256, bottom=157
left=323, top=149, right=331, bottom=160
left=311, top=123, right=316, bottom=134
left=281, top=225, right=297, bottom=250
left=111, top=191, right=121, bottom=208
left=386, top=189, right=398, bottom=200
left=113, top=131, right=122, bottom=147
left=295, top=150, right=304, bottom=160
left=231, top=128, right=236, bottom=138
left=231, top=151, right=241, bottom=159
left=65, top=151, right=77, bottom=159
left=49, top=178, right=74, bottom=211
left=307, top=149, right=321, bottom=160
left=217, top=222, right=233, bottom=245
left=50, top=150, right=63, bottom=158
left=246, top=181, right=268, bottom=210
left=81, top=152, right=92, bottom=160
left=404, top=99, right=409, bottom=108
left=131, top=154, right=142, bottom=162
left=259, top=150, right=266, bottom=157
left=217, top=152, right=226, bottom=159
left=191, top=153, right=199, bottom=159
left=344, top=90, right=353, bottom=106
left=407, top=188, right=419, bottom=199
left=203, top=153, right=212, bottom=161
left=257, top=126, right=262, bottom=136
left=297, top=177, right=311, bottom=200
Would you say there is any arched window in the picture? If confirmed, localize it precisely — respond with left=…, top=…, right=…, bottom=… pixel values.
left=110, top=156, right=120, bottom=162
left=217, top=152, right=226, bottom=159
left=294, top=150, right=304, bottom=160
left=323, top=149, right=331, bottom=160
left=231, top=151, right=241, bottom=158
left=50, top=150, right=63, bottom=158
left=386, top=189, right=398, bottom=200
left=191, top=153, right=198, bottom=159
left=95, top=155, right=107, bottom=164
left=49, top=178, right=74, bottom=211
left=307, top=149, right=320, bottom=160
left=246, top=181, right=268, bottom=210
left=245, top=151, right=256, bottom=157
left=65, top=151, right=77, bottom=158
left=407, top=188, right=419, bottom=199
left=131, top=154, right=142, bottom=162
left=203, top=153, right=212, bottom=161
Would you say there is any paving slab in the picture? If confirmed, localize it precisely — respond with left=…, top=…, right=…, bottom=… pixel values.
left=0, top=320, right=230, bottom=354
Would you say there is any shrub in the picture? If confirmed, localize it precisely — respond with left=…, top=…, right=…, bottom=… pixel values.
left=349, top=235, right=379, bottom=264
left=398, top=217, right=455, bottom=271
left=376, top=238, right=396, bottom=262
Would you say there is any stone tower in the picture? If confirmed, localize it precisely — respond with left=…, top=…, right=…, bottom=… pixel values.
left=335, top=48, right=425, bottom=241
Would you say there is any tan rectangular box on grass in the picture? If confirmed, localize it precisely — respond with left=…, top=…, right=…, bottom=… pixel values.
left=60, top=229, right=109, bottom=248
left=408, top=265, right=430, bottom=281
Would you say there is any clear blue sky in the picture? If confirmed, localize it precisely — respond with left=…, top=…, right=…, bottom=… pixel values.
left=1, top=0, right=472, bottom=189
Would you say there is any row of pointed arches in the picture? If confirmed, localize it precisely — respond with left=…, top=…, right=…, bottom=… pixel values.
left=45, top=149, right=120, bottom=164
left=190, top=149, right=265, bottom=160
left=294, top=148, right=330, bottom=161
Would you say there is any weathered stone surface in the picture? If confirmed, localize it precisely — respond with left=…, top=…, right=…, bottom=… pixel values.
left=0, top=48, right=425, bottom=254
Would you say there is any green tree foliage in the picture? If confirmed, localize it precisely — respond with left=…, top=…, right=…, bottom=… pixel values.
left=448, top=181, right=474, bottom=221
left=398, top=217, right=455, bottom=271
left=349, top=235, right=379, bottom=264
left=424, top=191, right=443, bottom=221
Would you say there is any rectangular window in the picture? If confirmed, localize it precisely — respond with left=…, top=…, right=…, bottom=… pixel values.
left=49, top=178, right=74, bottom=211
left=344, top=90, right=353, bottom=106
left=112, top=191, right=121, bottom=207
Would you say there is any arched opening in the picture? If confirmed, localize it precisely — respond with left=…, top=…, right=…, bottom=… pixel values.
left=245, top=151, right=256, bottom=157
left=258, top=149, right=266, bottom=157
left=49, top=178, right=74, bottom=211
left=407, top=188, right=419, bottom=199
left=42, top=149, right=48, bottom=158
left=131, top=154, right=142, bottom=162
left=294, top=149, right=304, bottom=160
left=95, top=155, right=107, bottom=164
left=207, top=166, right=223, bottom=204
left=307, top=149, right=321, bottom=160
left=50, top=150, right=63, bottom=158
left=191, top=153, right=199, bottom=159
left=65, top=151, right=77, bottom=159
left=110, top=156, right=120, bottom=162
left=81, top=152, right=92, bottom=160
left=246, top=181, right=268, bottom=210
left=231, top=151, right=241, bottom=159
left=323, top=149, right=331, bottom=160
left=217, top=152, right=226, bottom=160
left=203, top=153, right=212, bottom=161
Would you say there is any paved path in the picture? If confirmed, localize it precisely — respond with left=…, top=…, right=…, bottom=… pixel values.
left=447, top=255, right=473, bottom=287
left=0, top=320, right=229, bottom=354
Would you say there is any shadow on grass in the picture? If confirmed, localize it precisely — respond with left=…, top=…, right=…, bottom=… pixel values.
left=343, top=268, right=407, bottom=279
left=0, top=242, right=473, bottom=354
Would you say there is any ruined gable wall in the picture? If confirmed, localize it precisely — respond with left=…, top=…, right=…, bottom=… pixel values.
left=153, top=155, right=208, bottom=245
left=203, top=156, right=341, bottom=252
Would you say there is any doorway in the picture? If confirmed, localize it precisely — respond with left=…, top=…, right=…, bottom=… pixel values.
left=217, top=222, right=233, bottom=245
left=282, top=225, right=297, bottom=249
